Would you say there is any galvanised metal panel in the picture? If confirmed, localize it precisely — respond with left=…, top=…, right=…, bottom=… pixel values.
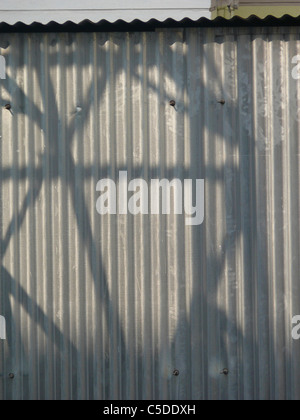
left=0, top=0, right=211, bottom=25
left=0, top=27, right=299, bottom=400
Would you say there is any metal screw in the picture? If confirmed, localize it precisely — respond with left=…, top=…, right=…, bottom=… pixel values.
left=173, top=369, right=180, bottom=376
left=218, top=99, right=226, bottom=105
left=8, top=373, right=14, bottom=379
left=220, top=368, right=229, bottom=376
left=169, top=100, right=176, bottom=107
left=4, top=104, right=11, bottom=110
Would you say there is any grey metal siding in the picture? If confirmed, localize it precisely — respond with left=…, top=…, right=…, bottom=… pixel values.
left=0, top=0, right=211, bottom=24
left=0, top=27, right=299, bottom=400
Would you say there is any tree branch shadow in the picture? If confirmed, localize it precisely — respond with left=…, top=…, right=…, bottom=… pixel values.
left=0, top=28, right=285, bottom=400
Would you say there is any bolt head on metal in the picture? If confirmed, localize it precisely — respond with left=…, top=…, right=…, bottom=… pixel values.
left=220, top=368, right=229, bottom=376
left=218, top=99, right=226, bottom=105
left=8, top=373, right=14, bottom=379
left=4, top=104, right=11, bottom=110
left=169, top=100, right=176, bottom=107
left=173, top=369, right=180, bottom=376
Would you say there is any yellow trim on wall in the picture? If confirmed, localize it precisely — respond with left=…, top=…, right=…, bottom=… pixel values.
left=212, top=5, right=300, bottom=19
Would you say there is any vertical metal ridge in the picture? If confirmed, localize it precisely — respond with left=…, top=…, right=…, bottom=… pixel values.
left=270, top=32, right=286, bottom=400
left=140, top=32, right=152, bottom=400
left=56, top=33, right=64, bottom=401
left=90, top=32, right=99, bottom=400
left=202, top=28, right=211, bottom=400
left=267, top=32, right=276, bottom=401
left=183, top=31, right=193, bottom=400
left=282, top=34, right=292, bottom=400
left=252, top=33, right=270, bottom=400
left=236, top=31, right=254, bottom=400
left=157, top=30, right=168, bottom=400
left=147, top=30, right=161, bottom=400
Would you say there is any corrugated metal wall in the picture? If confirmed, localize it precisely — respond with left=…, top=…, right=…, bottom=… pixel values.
left=0, top=0, right=212, bottom=25
left=0, top=26, right=299, bottom=400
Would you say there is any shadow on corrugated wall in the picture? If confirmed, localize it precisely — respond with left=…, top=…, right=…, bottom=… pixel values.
left=0, top=28, right=299, bottom=400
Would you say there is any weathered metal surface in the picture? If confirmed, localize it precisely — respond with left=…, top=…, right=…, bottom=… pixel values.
left=0, top=27, right=299, bottom=400
left=0, top=1, right=211, bottom=25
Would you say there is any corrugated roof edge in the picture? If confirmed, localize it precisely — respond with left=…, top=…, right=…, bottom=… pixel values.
left=0, top=14, right=300, bottom=33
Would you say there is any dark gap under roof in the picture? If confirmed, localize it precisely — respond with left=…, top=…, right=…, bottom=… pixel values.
left=1, top=14, right=300, bottom=33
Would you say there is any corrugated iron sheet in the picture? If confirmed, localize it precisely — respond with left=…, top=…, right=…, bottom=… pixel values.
left=0, top=0, right=211, bottom=25
left=0, top=26, right=300, bottom=400
left=2, top=15, right=300, bottom=34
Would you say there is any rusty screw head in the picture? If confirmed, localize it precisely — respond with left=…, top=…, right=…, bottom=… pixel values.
left=169, top=100, right=176, bottom=107
left=8, top=373, right=15, bottom=379
left=173, top=369, right=180, bottom=376
left=218, top=99, right=226, bottom=105
left=4, top=104, right=11, bottom=110
left=220, top=368, right=229, bottom=376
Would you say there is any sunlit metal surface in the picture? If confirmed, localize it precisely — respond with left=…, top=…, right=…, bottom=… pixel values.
left=0, top=0, right=211, bottom=25
left=0, top=26, right=299, bottom=400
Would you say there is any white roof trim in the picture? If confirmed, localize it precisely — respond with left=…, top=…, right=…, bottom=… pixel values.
left=0, top=1, right=212, bottom=25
